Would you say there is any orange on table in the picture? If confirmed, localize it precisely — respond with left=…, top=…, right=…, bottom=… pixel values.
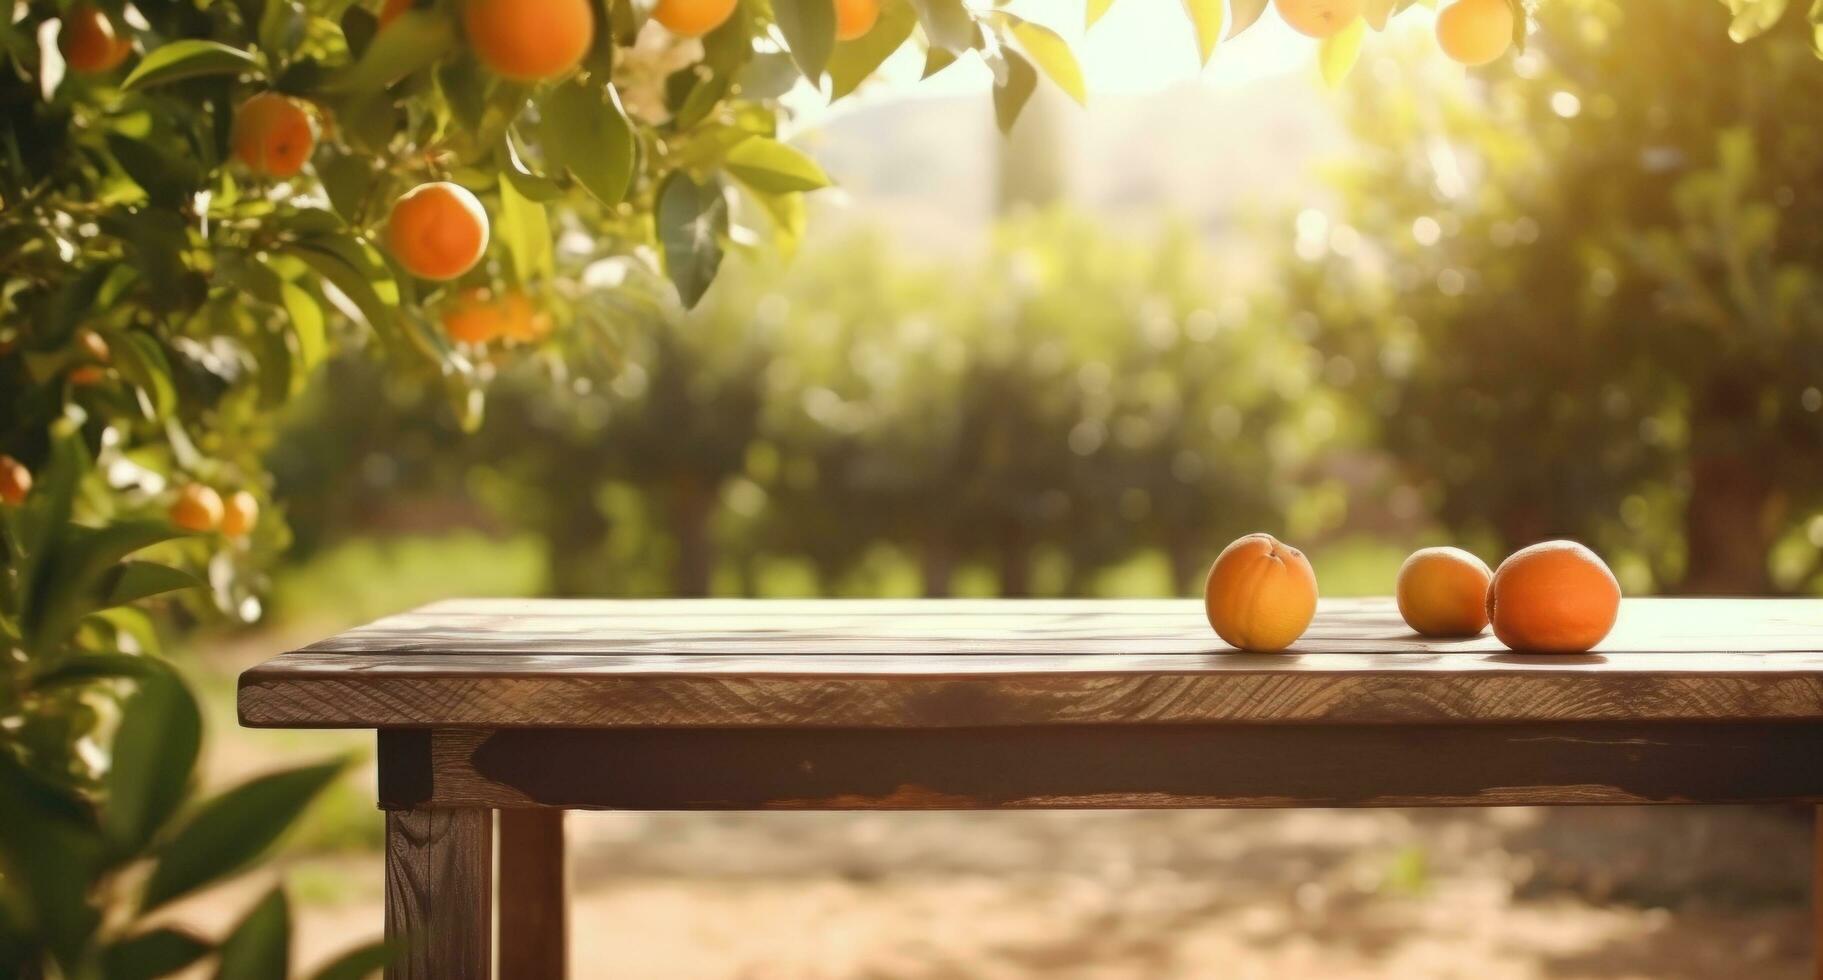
left=1274, top=0, right=1363, bottom=38
left=0, top=455, right=30, bottom=505
left=170, top=484, right=225, bottom=533
left=835, top=0, right=880, bottom=41
left=652, top=0, right=738, bottom=37
left=1203, top=532, right=1319, bottom=652
left=222, top=490, right=260, bottom=538
left=232, top=93, right=317, bottom=179
left=464, top=0, right=594, bottom=80
left=1434, top=0, right=1513, bottom=66
left=1486, top=540, right=1621, bottom=653
left=60, top=5, right=132, bottom=73
left=1395, top=546, right=1492, bottom=637
left=386, top=181, right=490, bottom=281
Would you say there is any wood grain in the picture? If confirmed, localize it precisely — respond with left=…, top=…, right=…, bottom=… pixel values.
left=498, top=809, right=566, bottom=980
left=377, top=723, right=1823, bottom=811
left=240, top=599, right=1823, bottom=729
left=385, top=809, right=492, bottom=980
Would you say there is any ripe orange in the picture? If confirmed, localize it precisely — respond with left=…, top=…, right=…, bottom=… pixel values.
left=1395, top=546, right=1492, bottom=637
left=221, top=490, right=260, bottom=538
left=464, top=0, right=594, bottom=80
left=1274, top=0, right=1363, bottom=38
left=835, top=0, right=880, bottom=40
left=170, top=484, right=224, bottom=533
left=1203, top=532, right=1319, bottom=652
left=386, top=181, right=489, bottom=281
left=60, top=5, right=132, bottom=73
left=68, top=365, right=108, bottom=386
left=1434, top=0, right=1513, bottom=66
left=651, top=0, right=738, bottom=37
left=232, top=93, right=317, bottom=179
left=0, top=455, right=31, bottom=505
left=442, top=288, right=551, bottom=344
left=1486, top=540, right=1621, bottom=653
left=77, top=329, right=110, bottom=363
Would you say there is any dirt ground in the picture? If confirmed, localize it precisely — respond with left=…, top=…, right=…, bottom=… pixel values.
left=176, top=804, right=1813, bottom=979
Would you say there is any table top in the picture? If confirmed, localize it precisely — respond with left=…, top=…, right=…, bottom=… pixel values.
left=238, top=597, right=1823, bottom=729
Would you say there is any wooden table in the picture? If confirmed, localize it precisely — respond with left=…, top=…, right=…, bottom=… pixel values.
left=238, top=597, right=1823, bottom=979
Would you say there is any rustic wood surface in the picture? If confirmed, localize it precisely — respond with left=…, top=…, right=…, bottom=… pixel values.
left=240, top=598, right=1823, bottom=728
left=498, top=809, right=567, bottom=980
left=376, top=722, right=1823, bottom=811
left=384, top=809, right=492, bottom=980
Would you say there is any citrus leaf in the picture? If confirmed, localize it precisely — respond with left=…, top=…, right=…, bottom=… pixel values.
left=121, top=40, right=257, bottom=91
left=324, top=9, right=456, bottom=93
left=308, top=940, right=397, bottom=980
left=1086, top=0, right=1117, bottom=28
left=103, top=927, right=210, bottom=980
left=828, top=0, right=917, bottom=99
left=992, top=47, right=1038, bottom=134
left=284, top=234, right=398, bottom=333
left=100, top=560, right=201, bottom=609
left=656, top=172, right=729, bottom=309
left=141, top=760, right=346, bottom=911
left=723, top=136, right=831, bottom=193
left=775, top=0, right=837, bottom=82
left=1181, top=0, right=1223, bottom=64
left=216, top=888, right=290, bottom=980
left=541, top=80, right=635, bottom=207
left=911, top=0, right=976, bottom=52
left=1006, top=16, right=1085, bottom=104
left=496, top=172, right=554, bottom=284
left=103, top=671, right=200, bottom=854
left=1319, top=17, right=1365, bottom=88
left=1228, top=0, right=1270, bottom=37
left=922, top=44, right=960, bottom=78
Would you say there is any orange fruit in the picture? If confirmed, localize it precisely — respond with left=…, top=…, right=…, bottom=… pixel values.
left=1203, top=532, right=1319, bottom=652
left=68, top=365, right=108, bottom=386
left=1395, top=546, right=1492, bottom=637
left=170, top=484, right=225, bottom=533
left=379, top=0, right=412, bottom=27
left=442, top=288, right=551, bottom=344
left=221, top=490, right=260, bottom=538
left=1434, top=0, right=1513, bottom=66
left=232, top=93, right=317, bottom=179
left=386, top=181, right=489, bottom=281
left=1486, top=540, right=1621, bottom=653
left=464, top=0, right=594, bottom=80
left=0, top=455, right=31, bottom=505
left=651, top=0, right=738, bottom=37
left=835, top=0, right=879, bottom=40
left=77, top=329, right=110, bottom=363
left=59, top=5, right=132, bottom=73
left=1273, top=0, right=1363, bottom=38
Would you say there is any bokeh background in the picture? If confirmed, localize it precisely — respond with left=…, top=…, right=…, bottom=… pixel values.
left=181, top=0, right=1823, bottom=974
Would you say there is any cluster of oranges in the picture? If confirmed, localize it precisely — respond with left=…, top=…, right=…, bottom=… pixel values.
left=1273, top=0, right=1515, bottom=66
left=0, top=457, right=259, bottom=540
left=1203, top=533, right=1622, bottom=653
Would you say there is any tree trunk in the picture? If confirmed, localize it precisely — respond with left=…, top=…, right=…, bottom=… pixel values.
left=997, top=526, right=1032, bottom=598
left=920, top=535, right=954, bottom=598
left=1680, top=451, right=1777, bottom=594
left=1168, top=543, right=1204, bottom=598
left=668, top=474, right=715, bottom=598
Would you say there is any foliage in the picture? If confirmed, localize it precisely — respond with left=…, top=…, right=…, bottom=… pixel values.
left=1292, top=0, right=1823, bottom=592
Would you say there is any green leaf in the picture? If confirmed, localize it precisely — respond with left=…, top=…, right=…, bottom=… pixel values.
left=29, top=652, right=162, bottom=690
left=1507, top=0, right=1526, bottom=50
left=1318, top=17, right=1364, bottom=87
left=308, top=941, right=397, bottom=980
left=656, top=172, right=729, bottom=309
left=104, top=672, right=201, bottom=854
left=496, top=172, right=554, bottom=284
left=121, top=40, right=258, bottom=91
left=750, top=188, right=806, bottom=261
left=828, top=0, right=916, bottom=99
left=326, top=9, right=457, bottom=92
left=282, top=280, right=328, bottom=375
left=540, top=81, right=636, bottom=207
left=723, top=137, right=831, bottom=193
left=1180, top=0, right=1223, bottom=64
left=992, top=48, right=1038, bottom=134
left=1086, top=0, right=1117, bottom=28
left=30, top=520, right=189, bottom=647
left=100, top=560, right=202, bottom=609
left=141, top=760, right=347, bottom=911
left=318, top=152, right=376, bottom=223
left=216, top=888, right=290, bottom=980
left=922, top=44, right=959, bottom=78
left=1006, top=16, right=1085, bottom=104
left=111, top=330, right=177, bottom=420
left=104, top=927, right=211, bottom=980
left=284, top=234, right=398, bottom=333
left=0, top=754, right=104, bottom=967
left=105, top=133, right=202, bottom=209
left=911, top=0, right=975, bottom=52
left=775, top=0, right=837, bottom=82
left=1228, top=0, right=1270, bottom=37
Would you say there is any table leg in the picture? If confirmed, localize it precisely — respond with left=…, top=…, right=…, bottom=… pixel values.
left=499, top=809, right=568, bottom=980
left=386, top=808, right=493, bottom=980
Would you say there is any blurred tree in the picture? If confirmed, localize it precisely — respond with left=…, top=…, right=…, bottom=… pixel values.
left=1298, top=0, right=1823, bottom=592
